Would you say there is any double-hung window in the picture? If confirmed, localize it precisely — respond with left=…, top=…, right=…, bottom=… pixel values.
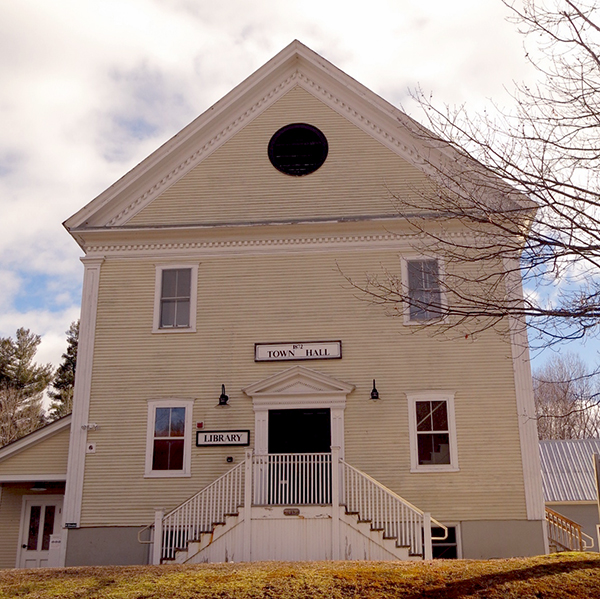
left=407, top=391, right=458, bottom=472
left=153, top=264, right=198, bottom=332
left=145, top=399, right=193, bottom=477
left=404, top=258, right=443, bottom=323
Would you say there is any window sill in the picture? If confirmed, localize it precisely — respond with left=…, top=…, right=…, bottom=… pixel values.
left=144, top=472, right=192, bottom=478
left=410, top=466, right=460, bottom=474
left=151, top=327, right=197, bottom=334
left=403, top=318, right=447, bottom=326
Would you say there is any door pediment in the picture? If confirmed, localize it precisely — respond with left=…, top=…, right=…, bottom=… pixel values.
left=245, top=366, right=352, bottom=455
left=243, top=365, right=354, bottom=406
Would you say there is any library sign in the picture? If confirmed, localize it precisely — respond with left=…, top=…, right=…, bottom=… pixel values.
left=255, top=341, right=342, bottom=362
left=196, top=430, right=250, bottom=447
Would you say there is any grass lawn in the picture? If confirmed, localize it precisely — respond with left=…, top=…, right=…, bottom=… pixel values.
left=1, top=553, right=600, bottom=598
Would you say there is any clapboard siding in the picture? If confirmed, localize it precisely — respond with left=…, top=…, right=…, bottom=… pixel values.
left=0, top=486, right=22, bottom=568
left=0, top=427, right=70, bottom=477
left=127, top=86, right=431, bottom=227
left=79, top=246, right=526, bottom=527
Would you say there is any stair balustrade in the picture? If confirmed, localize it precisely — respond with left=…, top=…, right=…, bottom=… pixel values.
left=156, top=461, right=245, bottom=561
left=545, top=506, right=594, bottom=552
left=149, top=449, right=445, bottom=563
left=341, top=459, right=446, bottom=558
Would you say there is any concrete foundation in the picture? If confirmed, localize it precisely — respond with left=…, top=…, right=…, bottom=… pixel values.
left=65, top=526, right=150, bottom=566
left=461, top=520, right=547, bottom=559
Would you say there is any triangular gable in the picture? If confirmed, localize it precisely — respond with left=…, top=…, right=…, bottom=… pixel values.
left=243, top=365, right=354, bottom=399
left=124, top=85, right=430, bottom=227
left=0, top=416, right=71, bottom=481
left=65, top=40, right=498, bottom=236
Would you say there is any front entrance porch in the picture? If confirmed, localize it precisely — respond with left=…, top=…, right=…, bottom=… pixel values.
left=147, top=448, right=445, bottom=564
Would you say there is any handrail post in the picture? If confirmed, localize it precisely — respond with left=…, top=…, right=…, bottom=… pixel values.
left=331, top=446, right=341, bottom=560
left=423, top=512, right=432, bottom=560
left=243, top=448, right=253, bottom=561
left=152, top=507, right=165, bottom=565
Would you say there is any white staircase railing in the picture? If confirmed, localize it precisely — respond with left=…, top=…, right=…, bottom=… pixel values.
left=546, top=507, right=594, bottom=552
left=155, top=461, right=245, bottom=561
left=253, top=452, right=332, bottom=505
left=341, top=459, right=446, bottom=558
left=149, top=449, right=446, bottom=563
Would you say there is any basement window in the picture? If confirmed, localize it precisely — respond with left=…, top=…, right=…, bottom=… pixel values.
left=432, top=526, right=459, bottom=559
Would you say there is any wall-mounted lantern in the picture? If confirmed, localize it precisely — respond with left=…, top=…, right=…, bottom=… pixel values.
left=370, top=379, right=380, bottom=400
left=218, top=384, right=229, bottom=406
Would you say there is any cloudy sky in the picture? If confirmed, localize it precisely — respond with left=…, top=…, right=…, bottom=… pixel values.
left=1, top=0, right=557, bottom=372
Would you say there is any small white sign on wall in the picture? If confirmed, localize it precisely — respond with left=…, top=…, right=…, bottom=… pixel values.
left=196, top=430, right=250, bottom=447
left=255, top=341, right=342, bottom=362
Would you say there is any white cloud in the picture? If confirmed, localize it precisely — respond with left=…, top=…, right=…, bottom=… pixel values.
left=0, top=0, right=545, bottom=369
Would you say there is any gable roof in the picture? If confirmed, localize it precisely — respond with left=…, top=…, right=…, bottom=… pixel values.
left=0, top=415, right=71, bottom=462
left=539, top=438, right=600, bottom=502
left=64, top=40, right=532, bottom=246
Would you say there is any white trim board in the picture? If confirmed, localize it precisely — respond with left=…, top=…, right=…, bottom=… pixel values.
left=0, top=474, right=67, bottom=483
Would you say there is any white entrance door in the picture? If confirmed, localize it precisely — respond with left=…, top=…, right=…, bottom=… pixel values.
left=18, top=496, right=63, bottom=568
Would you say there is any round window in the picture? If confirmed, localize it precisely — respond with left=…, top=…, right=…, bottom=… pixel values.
left=268, top=123, right=328, bottom=176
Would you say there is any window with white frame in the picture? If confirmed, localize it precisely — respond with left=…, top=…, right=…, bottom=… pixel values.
left=404, top=258, right=443, bottom=322
left=407, top=392, right=458, bottom=472
left=153, top=265, right=198, bottom=332
left=145, top=399, right=193, bottom=477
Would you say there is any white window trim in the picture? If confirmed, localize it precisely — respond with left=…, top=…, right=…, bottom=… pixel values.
left=152, top=264, right=198, bottom=333
left=407, top=391, right=459, bottom=473
left=145, top=398, right=194, bottom=478
left=401, top=256, right=447, bottom=325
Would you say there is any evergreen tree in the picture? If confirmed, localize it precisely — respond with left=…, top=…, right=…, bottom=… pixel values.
left=0, top=328, right=53, bottom=447
left=48, top=321, right=79, bottom=420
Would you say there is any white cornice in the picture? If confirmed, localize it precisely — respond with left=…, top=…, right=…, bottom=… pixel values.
left=81, top=231, right=457, bottom=259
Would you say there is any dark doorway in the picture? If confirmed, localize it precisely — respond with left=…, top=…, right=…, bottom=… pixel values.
left=264, top=408, right=332, bottom=505
left=268, top=408, right=331, bottom=453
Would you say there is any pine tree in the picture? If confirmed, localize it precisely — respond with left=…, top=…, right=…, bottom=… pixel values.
left=0, top=328, right=53, bottom=447
left=48, top=321, right=79, bottom=420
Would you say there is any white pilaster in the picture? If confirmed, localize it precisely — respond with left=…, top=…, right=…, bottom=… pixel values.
left=243, top=448, right=253, bottom=561
left=504, top=258, right=546, bottom=524
left=60, top=257, right=104, bottom=566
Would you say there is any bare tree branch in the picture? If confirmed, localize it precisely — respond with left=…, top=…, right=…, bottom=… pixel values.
left=347, top=0, right=600, bottom=347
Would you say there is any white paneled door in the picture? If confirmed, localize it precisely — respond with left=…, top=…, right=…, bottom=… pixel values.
left=18, top=495, right=63, bottom=568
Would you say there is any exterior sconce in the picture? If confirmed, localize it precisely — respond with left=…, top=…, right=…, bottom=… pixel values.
left=370, top=379, right=379, bottom=400
left=31, top=481, right=47, bottom=492
left=218, top=384, right=229, bottom=406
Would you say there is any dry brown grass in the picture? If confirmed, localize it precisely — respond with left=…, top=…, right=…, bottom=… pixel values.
left=1, top=553, right=600, bottom=598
